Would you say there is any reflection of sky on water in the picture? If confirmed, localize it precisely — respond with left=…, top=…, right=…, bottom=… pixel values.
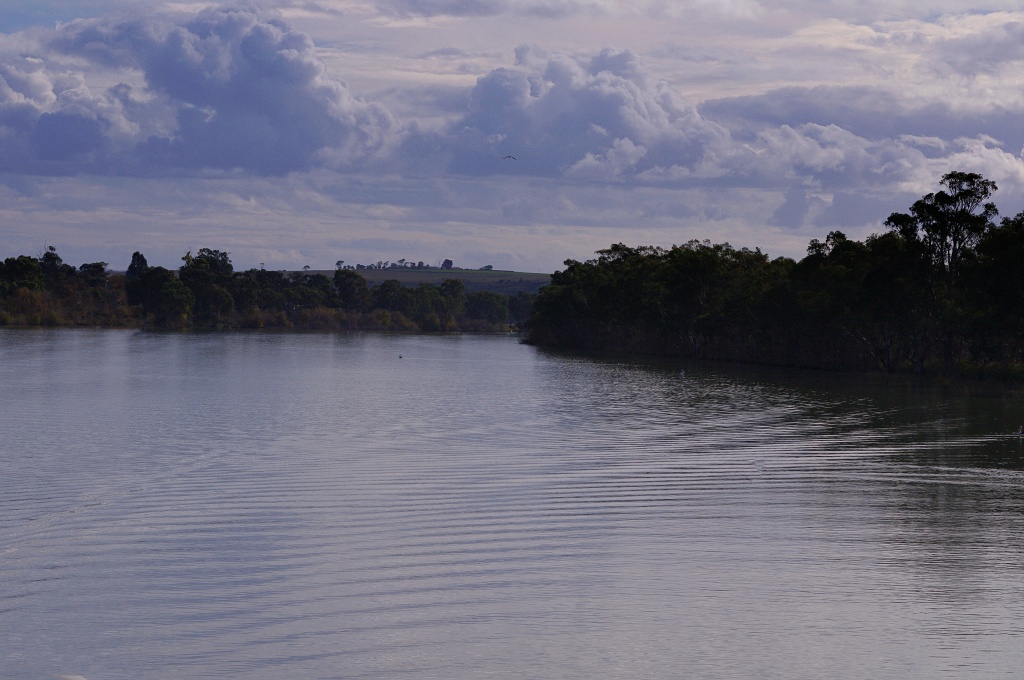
left=2, top=329, right=1022, bottom=679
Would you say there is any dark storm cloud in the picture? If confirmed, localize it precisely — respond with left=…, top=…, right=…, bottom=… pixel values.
left=4, top=6, right=395, bottom=176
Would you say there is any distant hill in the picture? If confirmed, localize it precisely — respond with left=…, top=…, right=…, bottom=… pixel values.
left=308, top=268, right=551, bottom=295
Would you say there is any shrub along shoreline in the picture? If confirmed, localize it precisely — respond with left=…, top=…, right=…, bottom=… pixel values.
left=5, top=172, right=1022, bottom=379
left=0, top=248, right=535, bottom=334
left=525, top=172, right=1024, bottom=379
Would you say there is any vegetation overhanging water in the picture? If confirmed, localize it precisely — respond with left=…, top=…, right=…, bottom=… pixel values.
left=2, top=171, right=1022, bottom=379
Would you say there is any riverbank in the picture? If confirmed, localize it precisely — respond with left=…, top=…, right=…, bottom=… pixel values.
left=1, top=248, right=537, bottom=333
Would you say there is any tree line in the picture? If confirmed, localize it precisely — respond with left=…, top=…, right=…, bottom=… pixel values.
left=338, top=257, right=498, bottom=271
left=0, top=247, right=535, bottom=332
left=526, top=172, right=1024, bottom=378
left=4, top=170, right=1021, bottom=377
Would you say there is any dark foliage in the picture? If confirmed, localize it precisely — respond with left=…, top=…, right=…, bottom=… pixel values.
left=526, top=172, right=1023, bottom=377
left=1, top=249, right=127, bottom=327
left=2, top=246, right=527, bottom=333
left=6, top=170, right=1015, bottom=378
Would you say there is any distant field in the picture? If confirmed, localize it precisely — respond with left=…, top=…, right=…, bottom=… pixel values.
left=309, top=268, right=552, bottom=295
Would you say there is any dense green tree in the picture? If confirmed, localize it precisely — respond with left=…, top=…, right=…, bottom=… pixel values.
left=530, top=245, right=662, bottom=352
left=4, top=169, right=1017, bottom=373
left=3, top=247, right=527, bottom=332
left=881, top=173, right=1000, bottom=368
left=526, top=171, right=1019, bottom=376
left=180, top=249, right=235, bottom=324
left=466, top=291, right=509, bottom=325
left=334, top=269, right=371, bottom=311
left=856, top=230, right=935, bottom=371
left=372, top=279, right=412, bottom=313
left=1, top=255, right=44, bottom=294
left=130, top=266, right=192, bottom=326
left=283, top=285, right=324, bottom=310
left=885, top=171, right=998, bottom=286
left=78, top=262, right=109, bottom=289
left=409, top=284, right=450, bottom=331
left=966, top=210, right=1024, bottom=362
left=126, top=252, right=148, bottom=281
left=230, top=269, right=290, bottom=312
left=290, top=273, right=337, bottom=307
left=508, top=291, right=535, bottom=327
left=125, top=252, right=150, bottom=307
left=227, top=273, right=260, bottom=313
left=439, top=278, right=466, bottom=318
left=39, top=247, right=77, bottom=293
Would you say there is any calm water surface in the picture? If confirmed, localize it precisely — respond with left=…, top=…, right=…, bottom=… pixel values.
left=1, top=329, right=1023, bottom=679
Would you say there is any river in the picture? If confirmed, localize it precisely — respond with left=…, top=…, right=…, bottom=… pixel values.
left=2, top=329, right=1022, bottom=679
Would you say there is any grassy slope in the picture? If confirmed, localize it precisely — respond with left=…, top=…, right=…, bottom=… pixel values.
left=309, top=269, right=552, bottom=295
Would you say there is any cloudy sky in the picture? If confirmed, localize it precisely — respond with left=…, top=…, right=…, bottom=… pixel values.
left=1, top=1, right=1022, bottom=272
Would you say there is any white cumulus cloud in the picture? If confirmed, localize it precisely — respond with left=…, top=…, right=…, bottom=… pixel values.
left=1, top=6, right=396, bottom=176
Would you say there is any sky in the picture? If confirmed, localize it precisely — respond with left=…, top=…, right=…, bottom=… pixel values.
left=1, top=1, right=1022, bottom=272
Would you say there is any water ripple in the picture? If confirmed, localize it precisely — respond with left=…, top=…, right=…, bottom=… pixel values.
left=2, top=330, right=1023, bottom=680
